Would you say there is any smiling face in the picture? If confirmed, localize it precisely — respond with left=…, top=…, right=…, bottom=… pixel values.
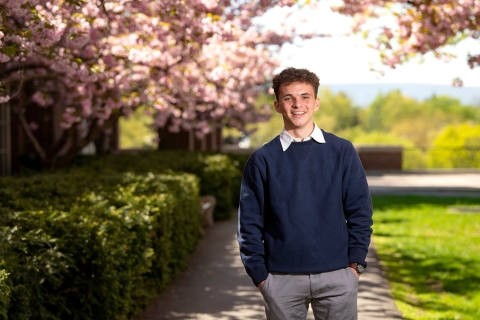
left=274, top=82, right=320, bottom=138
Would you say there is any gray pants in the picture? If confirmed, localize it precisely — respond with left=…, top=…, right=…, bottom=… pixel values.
left=260, top=267, right=358, bottom=320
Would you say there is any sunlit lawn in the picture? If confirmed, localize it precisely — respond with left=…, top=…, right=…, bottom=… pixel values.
left=372, top=195, right=480, bottom=320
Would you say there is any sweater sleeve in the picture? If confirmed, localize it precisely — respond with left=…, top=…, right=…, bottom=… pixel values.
left=342, top=143, right=373, bottom=267
left=237, top=157, right=268, bottom=287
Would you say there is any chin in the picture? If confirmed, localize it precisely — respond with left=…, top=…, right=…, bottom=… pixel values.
left=292, top=121, right=306, bottom=127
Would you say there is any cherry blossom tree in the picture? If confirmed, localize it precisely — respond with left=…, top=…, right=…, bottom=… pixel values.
left=334, top=0, right=480, bottom=85
left=0, top=0, right=313, bottom=168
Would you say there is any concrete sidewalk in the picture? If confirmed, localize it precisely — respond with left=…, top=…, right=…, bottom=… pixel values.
left=367, top=171, right=480, bottom=197
left=135, top=213, right=402, bottom=320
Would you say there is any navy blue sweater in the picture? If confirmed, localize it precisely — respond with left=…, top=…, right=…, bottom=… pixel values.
left=238, top=132, right=373, bottom=286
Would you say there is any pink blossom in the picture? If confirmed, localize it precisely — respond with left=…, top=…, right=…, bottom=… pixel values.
left=32, top=92, right=51, bottom=107
left=59, top=122, right=72, bottom=130
left=29, top=121, right=39, bottom=131
left=0, top=95, right=10, bottom=103
left=335, top=0, right=480, bottom=75
left=383, top=27, right=393, bottom=39
left=452, top=77, right=464, bottom=87
left=0, top=0, right=313, bottom=165
left=0, top=53, right=10, bottom=63
left=278, top=0, right=295, bottom=7
left=80, top=99, right=92, bottom=117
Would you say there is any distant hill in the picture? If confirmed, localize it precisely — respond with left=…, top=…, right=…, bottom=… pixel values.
left=323, top=83, right=480, bottom=107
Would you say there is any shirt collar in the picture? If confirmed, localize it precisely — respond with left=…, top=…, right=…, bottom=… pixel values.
left=279, top=123, right=326, bottom=151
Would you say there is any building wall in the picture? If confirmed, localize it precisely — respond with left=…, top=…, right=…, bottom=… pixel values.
left=225, top=144, right=404, bottom=171
left=355, top=146, right=403, bottom=171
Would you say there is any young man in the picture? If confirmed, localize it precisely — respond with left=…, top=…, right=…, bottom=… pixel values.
left=237, top=67, right=373, bottom=320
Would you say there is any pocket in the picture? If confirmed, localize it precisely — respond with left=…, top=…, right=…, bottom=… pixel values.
left=346, top=267, right=359, bottom=283
left=260, top=273, right=271, bottom=295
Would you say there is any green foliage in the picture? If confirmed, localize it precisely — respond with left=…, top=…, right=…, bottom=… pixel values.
left=246, top=93, right=281, bottom=147
left=224, top=153, right=251, bottom=207
left=314, top=88, right=359, bottom=133
left=0, top=149, right=241, bottom=319
left=427, top=123, right=480, bottom=168
left=70, top=150, right=240, bottom=220
left=372, top=195, right=480, bottom=319
left=199, top=154, right=239, bottom=218
left=119, top=107, right=156, bottom=149
left=359, top=91, right=480, bottom=148
left=248, top=113, right=283, bottom=147
left=249, top=88, right=480, bottom=169
left=0, top=171, right=201, bottom=320
left=360, top=91, right=418, bottom=132
left=343, top=129, right=427, bottom=170
left=0, top=270, right=10, bottom=320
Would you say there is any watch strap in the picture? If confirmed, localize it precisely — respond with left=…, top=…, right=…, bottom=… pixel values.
left=349, top=262, right=366, bottom=274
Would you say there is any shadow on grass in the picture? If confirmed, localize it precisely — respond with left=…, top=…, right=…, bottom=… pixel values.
left=379, top=250, right=480, bottom=316
left=372, top=195, right=480, bottom=318
left=372, top=194, right=480, bottom=211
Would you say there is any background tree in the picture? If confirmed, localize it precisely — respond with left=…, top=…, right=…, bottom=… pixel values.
left=314, top=88, right=359, bottom=134
left=428, top=123, right=480, bottom=168
left=119, top=107, right=156, bottom=149
left=0, top=0, right=316, bottom=168
left=335, top=0, right=480, bottom=84
left=247, top=88, right=480, bottom=169
left=358, top=91, right=480, bottom=146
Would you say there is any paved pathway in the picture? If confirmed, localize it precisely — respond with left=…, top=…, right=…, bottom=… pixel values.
left=367, top=171, right=480, bottom=197
left=135, top=171, right=480, bottom=320
left=135, top=213, right=402, bottom=320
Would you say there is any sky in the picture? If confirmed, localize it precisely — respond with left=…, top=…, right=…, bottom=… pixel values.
left=261, top=2, right=480, bottom=88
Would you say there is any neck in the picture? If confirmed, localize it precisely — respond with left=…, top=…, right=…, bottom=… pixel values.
left=285, top=123, right=315, bottom=140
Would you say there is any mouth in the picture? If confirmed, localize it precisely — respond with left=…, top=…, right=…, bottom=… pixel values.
left=292, top=111, right=306, bottom=116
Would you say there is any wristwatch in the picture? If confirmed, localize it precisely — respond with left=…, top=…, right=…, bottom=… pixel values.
left=349, top=263, right=366, bottom=275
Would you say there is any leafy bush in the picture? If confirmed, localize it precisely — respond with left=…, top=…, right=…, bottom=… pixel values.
left=0, top=171, right=201, bottom=320
left=427, top=123, right=480, bottom=168
left=70, top=150, right=241, bottom=220
left=224, top=153, right=251, bottom=207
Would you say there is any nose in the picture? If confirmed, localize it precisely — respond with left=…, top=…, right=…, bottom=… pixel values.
left=291, top=96, right=299, bottom=107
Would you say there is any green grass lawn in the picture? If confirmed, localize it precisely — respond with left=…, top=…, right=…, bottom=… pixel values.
left=372, top=195, right=480, bottom=320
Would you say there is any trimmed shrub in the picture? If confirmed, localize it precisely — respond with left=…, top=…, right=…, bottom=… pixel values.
left=224, top=153, right=251, bottom=208
left=0, top=171, right=201, bottom=320
left=70, top=150, right=241, bottom=220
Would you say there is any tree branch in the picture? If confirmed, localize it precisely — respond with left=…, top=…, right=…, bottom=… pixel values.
left=12, top=100, right=47, bottom=162
left=1, top=74, right=58, bottom=87
left=48, top=125, right=77, bottom=163
left=55, top=111, right=123, bottom=168
left=0, top=62, right=51, bottom=78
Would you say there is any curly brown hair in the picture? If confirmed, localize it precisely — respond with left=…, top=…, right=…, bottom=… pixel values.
left=272, top=67, right=320, bottom=101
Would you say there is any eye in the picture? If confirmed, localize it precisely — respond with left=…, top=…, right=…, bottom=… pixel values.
left=283, top=97, right=291, bottom=101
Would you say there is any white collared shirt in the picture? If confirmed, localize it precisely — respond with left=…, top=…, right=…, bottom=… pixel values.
left=279, top=123, right=326, bottom=151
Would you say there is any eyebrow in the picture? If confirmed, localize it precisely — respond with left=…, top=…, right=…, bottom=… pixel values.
left=282, top=92, right=311, bottom=98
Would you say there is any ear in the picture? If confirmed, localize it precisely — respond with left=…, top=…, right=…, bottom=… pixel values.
left=314, top=97, right=320, bottom=111
left=274, top=100, right=281, bottom=113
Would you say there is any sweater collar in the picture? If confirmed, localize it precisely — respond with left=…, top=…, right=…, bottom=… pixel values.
left=279, top=123, right=326, bottom=151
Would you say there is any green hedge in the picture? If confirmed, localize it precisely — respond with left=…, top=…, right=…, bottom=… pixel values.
left=70, top=150, right=241, bottom=220
left=0, top=171, right=201, bottom=320
left=224, top=153, right=251, bottom=208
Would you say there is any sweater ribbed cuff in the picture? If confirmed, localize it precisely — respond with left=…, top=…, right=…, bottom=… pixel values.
left=349, top=247, right=368, bottom=267
left=250, top=265, right=269, bottom=287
